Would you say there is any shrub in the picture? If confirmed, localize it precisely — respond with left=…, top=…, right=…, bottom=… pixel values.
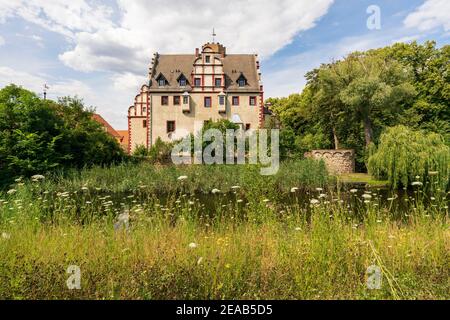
left=368, top=125, right=450, bottom=189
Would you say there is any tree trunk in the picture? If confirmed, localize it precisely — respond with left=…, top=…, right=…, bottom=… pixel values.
left=332, top=126, right=340, bottom=150
left=363, top=115, right=373, bottom=147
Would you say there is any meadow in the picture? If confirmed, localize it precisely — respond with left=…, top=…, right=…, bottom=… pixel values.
left=0, top=160, right=448, bottom=300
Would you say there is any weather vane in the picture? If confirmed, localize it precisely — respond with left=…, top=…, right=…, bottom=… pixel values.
left=212, top=28, right=216, bottom=43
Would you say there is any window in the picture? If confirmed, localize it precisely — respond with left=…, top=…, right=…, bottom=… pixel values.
left=194, top=78, right=201, bottom=87
left=245, top=124, right=251, bottom=131
left=161, top=96, right=169, bottom=105
left=219, top=95, right=225, bottom=105
left=232, top=96, right=239, bottom=106
left=143, top=120, right=147, bottom=128
left=204, top=97, right=212, bottom=108
left=238, top=79, right=246, bottom=87
left=142, top=107, right=147, bottom=113
left=183, top=95, right=189, bottom=104
left=167, top=121, right=175, bottom=133
left=173, top=96, right=181, bottom=105
left=179, top=78, right=187, bottom=87
left=205, top=56, right=211, bottom=63
left=158, top=79, right=166, bottom=87
left=249, top=96, right=257, bottom=106
left=215, top=78, right=222, bottom=87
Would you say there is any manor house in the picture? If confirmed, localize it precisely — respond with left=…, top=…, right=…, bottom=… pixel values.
left=127, top=42, right=264, bottom=153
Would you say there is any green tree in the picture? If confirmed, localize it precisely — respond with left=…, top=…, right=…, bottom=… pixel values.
left=0, top=84, right=124, bottom=187
left=368, top=125, right=449, bottom=189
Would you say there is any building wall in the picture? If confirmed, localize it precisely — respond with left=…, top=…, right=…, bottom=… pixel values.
left=310, top=150, right=355, bottom=174
left=148, top=92, right=261, bottom=145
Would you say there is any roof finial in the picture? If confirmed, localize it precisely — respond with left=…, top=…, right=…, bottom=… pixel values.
left=212, top=28, right=216, bottom=43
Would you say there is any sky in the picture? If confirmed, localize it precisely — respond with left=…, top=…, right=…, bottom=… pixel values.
left=0, top=0, right=449, bottom=129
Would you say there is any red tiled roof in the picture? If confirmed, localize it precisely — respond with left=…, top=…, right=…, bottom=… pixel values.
left=92, top=114, right=121, bottom=138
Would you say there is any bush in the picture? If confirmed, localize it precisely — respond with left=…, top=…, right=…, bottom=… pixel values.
left=368, top=125, right=450, bottom=189
left=0, top=85, right=125, bottom=187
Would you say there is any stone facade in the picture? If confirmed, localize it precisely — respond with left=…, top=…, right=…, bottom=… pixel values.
left=309, top=150, right=355, bottom=174
left=127, top=42, right=264, bottom=154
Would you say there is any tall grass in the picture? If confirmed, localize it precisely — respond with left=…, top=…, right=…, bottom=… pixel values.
left=0, top=160, right=448, bottom=300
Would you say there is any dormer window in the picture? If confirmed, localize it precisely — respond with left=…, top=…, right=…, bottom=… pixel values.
left=156, top=74, right=167, bottom=87
left=178, top=74, right=187, bottom=87
left=205, top=55, right=211, bottom=63
left=237, top=74, right=247, bottom=87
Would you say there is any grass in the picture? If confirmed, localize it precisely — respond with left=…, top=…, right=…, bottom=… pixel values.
left=337, top=173, right=389, bottom=188
left=0, top=160, right=448, bottom=300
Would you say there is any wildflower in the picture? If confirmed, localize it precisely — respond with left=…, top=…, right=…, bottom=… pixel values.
left=428, top=171, right=438, bottom=176
left=231, top=186, right=240, bottom=190
left=197, top=257, right=203, bottom=265
left=295, top=227, right=301, bottom=231
left=362, top=194, right=372, bottom=200
left=364, top=200, right=371, bottom=204
left=14, top=177, right=22, bottom=183
left=188, top=242, right=198, bottom=249
left=412, top=181, right=423, bottom=186
left=310, top=199, right=320, bottom=205
left=2, top=232, right=10, bottom=239
left=188, top=201, right=195, bottom=205
left=430, top=197, right=436, bottom=201
left=262, top=199, right=270, bottom=203
left=225, top=263, right=231, bottom=269
left=81, top=186, right=89, bottom=191
left=350, top=189, right=358, bottom=193
left=319, top=193, right=327, bottom=199
left=415, top=176, right=421, bottom=180
left=316, top=187, right=323, bottom=192
left=177, top=176, right=188, bottom=181
left=237, top=199, right=243, bottom=203
left=7, top=189, right=16, bottom=195
left=290, top=187, right=299, bottom=193
left=211, top=189, right=221, bottom=194
left=31, top=174, right=45, bottom=181
left=387, top=197, right=395, bottom=201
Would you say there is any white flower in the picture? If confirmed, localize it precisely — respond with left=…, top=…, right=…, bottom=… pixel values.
left=14, top=177, right=22, bottom=183
left=237, top=199, right=243, bottom=203
left=262, top=199, right=270, bottom=203
left=231, top=186, right=240, bottom=190
left=211, top=189, right=221, bottom=194
left=290, top=187, right=299, bottom=193
left=31, top=174, right=45, bottom=181
left=310, top=199, right=320, bottom=205
left=319, top=193, right=327, bottom=199
left=1, top=232, right=10, bottom=239
left=295, top=227, right=301, bottom=231
left=188, top=242, right=198, bottom=249
left=387, top=197, right=395, bottom=201
left=188, top=201, right=195, bottom=205
left=177, top=176, right=188, bottom=181
left=350, top=189, right=358, bottom=193
left=412, top=181, right=423, bottom=186
left=415, top=176, right=421, bottom=180
left=7, top=189, right=16, bottom=195
left=81, top=186, right=89, bottom=191
left=428, top=171, right=438, bottom=176
left=362, top=194, right=372, bottom=200
left=316, top=187, right=323, bottom=192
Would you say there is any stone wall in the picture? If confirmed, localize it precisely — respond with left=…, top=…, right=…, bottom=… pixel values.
left=308, top=150, right=355, bottom=174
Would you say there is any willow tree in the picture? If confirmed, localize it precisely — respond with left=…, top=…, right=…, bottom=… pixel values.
left=368, top=125, right=450, bottom=189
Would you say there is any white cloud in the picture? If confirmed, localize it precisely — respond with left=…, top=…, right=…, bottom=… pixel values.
left=0, top=35, right=4, bottom=46
left=404, top=0, right=450, bottom=32
left=59, top=0, right=334, bottom=75
left=113, top=72, right=147, bottom=92
left=0, top=0, right=114, bottom=38
left=0, top=66, right=93, bottom=100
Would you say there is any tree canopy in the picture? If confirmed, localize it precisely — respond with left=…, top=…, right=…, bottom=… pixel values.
left=0, top=84, right=125, bottom=187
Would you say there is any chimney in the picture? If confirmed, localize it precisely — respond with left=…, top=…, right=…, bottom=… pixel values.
left=195, top=48, right=199, bottom=57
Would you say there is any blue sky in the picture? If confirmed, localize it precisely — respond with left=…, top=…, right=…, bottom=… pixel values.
left=0, top=0, right=449, bottom=129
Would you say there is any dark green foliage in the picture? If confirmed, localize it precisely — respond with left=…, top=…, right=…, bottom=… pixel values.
left=0, top=84, right=124, bottom=187
left=268, top=41, right=449, bottom=171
